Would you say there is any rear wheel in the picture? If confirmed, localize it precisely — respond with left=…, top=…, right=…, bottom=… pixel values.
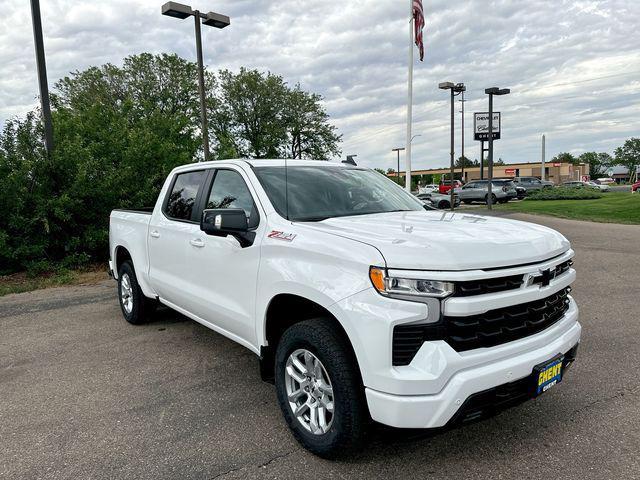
left=117, top=261, right=155, bottom=324
left=275, top=318, right=368, bottom=458
left=485, top=193, right=498, bottom=205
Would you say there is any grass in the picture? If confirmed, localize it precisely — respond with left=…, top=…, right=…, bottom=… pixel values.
left=0, top=265, right=109, bottom=297
left=496, top=191, right=640, bottom=224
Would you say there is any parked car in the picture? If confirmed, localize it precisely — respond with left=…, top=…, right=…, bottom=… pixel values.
left=418, top=184, right=439, bottom=194
left=458, top=179, right=518, bottom=204
left=632, top=181, right=640, bottom=193
left=562, top=181, right=600, bottom=190
left=416, top=192, right=461, bottom=209
left=439, top=179, right=463, bottom=194
left=109, top=159, right=580, bottom=457
left=512, top=176, right=554, bottom=191
left=494, top=177, right=526, bottom=199
left=586, top=181, right=610, bottom=192
left=596, top=177, right=615, bottom=185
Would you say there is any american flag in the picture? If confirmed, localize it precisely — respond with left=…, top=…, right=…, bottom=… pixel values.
left=413, top=0, right=425, bottom=61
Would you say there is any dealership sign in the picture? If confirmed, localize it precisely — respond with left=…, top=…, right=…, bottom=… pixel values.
left=474, top=112, right=501, bottom=141
left=505, top=168, right=516, bottom=175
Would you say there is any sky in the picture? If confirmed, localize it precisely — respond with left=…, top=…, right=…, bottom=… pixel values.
left=1, top=0, right=639, bottom=171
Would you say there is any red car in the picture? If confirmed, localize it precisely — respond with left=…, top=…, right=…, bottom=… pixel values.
left=632, top=181, right=640, bottom=192
left=439, top=179, right=463, bottom=194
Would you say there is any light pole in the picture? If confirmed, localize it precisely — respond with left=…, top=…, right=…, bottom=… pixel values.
left=484, top=87, right=510, bottom=210
left=30, top=0, right=53, bottom=156
left=459, top=87, right=466, bottom=182
left=392, top=147, right=405, bottom=183
left=162, top=2, right=230, bottom=162
left=439, top=82, right=465, bottom=211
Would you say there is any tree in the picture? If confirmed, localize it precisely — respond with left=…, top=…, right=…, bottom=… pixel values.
left=614, top=138, right=640, bottom=180
left=373, top=168, right=387, bottom=175
left=578, top=152, right=612, bottom=178
left=455, top=155, right=478, bottom=168
left=213, top=69, right=341, bottom=159
left=282, top=84, right=341, bottom=159
left=551, top=152, right=579, bottom=165
left=494, top=157, right=505, bottom=166
left=0, top=54, right=343, bottom=274
left=386, top=168, right=396, bottom=174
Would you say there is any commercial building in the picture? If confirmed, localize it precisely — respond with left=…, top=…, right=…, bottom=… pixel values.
left=391, top=161, right=590, bottom=185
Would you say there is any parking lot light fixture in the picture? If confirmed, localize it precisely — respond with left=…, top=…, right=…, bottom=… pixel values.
left=203, top=12, right=230, bottom=28
left=161, top=2, right=231, bottom=162
left=484, top=87, right=510, bottom=210
left=161, top=2, right=193, bottom=18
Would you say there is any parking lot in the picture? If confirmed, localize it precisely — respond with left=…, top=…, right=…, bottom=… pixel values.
left=1, top=213, right=639, bottom=480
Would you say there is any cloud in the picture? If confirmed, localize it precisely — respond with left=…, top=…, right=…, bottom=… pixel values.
left=1, top=0, right=639, bottom=170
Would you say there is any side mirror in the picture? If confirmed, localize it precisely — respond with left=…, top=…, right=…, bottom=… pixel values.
left=200, top=208, right=254, bottom=247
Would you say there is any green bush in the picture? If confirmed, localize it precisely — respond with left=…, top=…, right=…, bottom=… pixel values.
left=526, top=187, right=602, bottom=201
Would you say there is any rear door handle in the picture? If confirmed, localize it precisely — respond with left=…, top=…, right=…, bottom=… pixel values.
left=190, top=238, right=205, bottom=248
left=150, top=230, right=160, bottom=238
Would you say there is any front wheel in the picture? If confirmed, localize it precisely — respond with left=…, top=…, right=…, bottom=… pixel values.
left=275, top=318, right=369, bottom=458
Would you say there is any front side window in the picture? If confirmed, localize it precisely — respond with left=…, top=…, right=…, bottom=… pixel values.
left=206, top=169, right=259, bottom=228
left=254, top=166, right=424, bottom=221
left=165, top=170, right=205, bottom=221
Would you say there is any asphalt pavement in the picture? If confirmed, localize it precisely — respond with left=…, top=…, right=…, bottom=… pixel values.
left=1, top=213, right=639, bottom=480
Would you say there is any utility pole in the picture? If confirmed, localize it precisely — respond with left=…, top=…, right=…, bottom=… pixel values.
left=460, top=89, right=466, bottom=183
left=193, top=10, right=210, bottom=162
left=392, top=147, right=405, bottom=183
left=30, top=0, right=54, bottom=156
left=484, top=87, right=510, bottom=210
left=541, top=134, right=546, bottom=181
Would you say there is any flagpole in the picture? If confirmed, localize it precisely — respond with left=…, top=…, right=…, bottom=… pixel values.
left=405, top=0, right=413, bottom=192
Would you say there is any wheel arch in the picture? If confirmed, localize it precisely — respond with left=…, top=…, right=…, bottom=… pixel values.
left=259, top=293, right=362, bottom=384
left=113, top=245, right=133, bottom=278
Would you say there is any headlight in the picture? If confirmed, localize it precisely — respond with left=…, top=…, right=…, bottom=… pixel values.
left=369, top=267, right=454, bottom=298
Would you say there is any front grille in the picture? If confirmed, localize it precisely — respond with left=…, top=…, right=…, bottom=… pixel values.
left=455, top=274, right=523, bottom=297
left=392, top=287, right=571, bottom=366
left=532, top=260, right=573, bottom=286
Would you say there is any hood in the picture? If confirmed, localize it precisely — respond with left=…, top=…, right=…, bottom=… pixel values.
left=303, top=211, right=570, bottom=270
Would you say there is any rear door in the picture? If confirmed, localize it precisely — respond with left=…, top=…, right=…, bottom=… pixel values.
left=459, top=181, right=476, bottom=200
left=147, top=169, right=208, bottom=307
left=184, top=166, right=264, bottom=345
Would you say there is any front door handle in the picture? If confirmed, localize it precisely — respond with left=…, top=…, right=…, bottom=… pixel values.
left=150, top=230, right=160, bottom=238
left=190, top=238, right=205, bottom=248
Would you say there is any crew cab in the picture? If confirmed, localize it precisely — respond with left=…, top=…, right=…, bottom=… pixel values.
left=109, top=159, right=581, bottom=457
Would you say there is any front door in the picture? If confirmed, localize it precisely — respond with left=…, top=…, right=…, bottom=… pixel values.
left=184, top=167, right=264, bottom=346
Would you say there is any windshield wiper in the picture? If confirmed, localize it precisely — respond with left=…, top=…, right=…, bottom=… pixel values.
left=293, top=216, right=332, bottom=222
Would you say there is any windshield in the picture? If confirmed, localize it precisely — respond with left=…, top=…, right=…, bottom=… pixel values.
left=254, top=165, right=425, bottom=221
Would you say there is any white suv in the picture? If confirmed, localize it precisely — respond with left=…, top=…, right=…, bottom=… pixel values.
left=109, top=159, right=580, bottom=457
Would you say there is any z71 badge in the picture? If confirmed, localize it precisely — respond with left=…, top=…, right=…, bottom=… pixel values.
left=267, top=230, right=297, bottom=242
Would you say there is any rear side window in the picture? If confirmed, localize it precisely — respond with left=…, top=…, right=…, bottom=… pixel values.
left=206, top=169, right=259, bottom=228
left=164, top=170, right=205, bottom=221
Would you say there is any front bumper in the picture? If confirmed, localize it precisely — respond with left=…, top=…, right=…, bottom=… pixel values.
left=330, top=266, right=580, bottom=429
left=365, top=312, right=580, bottom=428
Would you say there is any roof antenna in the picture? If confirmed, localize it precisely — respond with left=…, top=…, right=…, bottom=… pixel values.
left=343, top=154, right=357, bottom=166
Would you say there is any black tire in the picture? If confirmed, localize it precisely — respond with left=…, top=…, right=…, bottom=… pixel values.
left=438, top=201, right=450, bottom=209
left=274, top=318, right=369, bottom=458
left=117, top=261, right=155, bottom=325
left=485, top=193, right=498, bottom=205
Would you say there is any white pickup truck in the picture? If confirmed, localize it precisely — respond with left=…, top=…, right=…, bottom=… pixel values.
left=109, top=159, right=580, bottom=457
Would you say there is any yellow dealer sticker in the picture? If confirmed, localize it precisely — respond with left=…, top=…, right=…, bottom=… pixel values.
left=536, top=358, right=563, bottom=395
